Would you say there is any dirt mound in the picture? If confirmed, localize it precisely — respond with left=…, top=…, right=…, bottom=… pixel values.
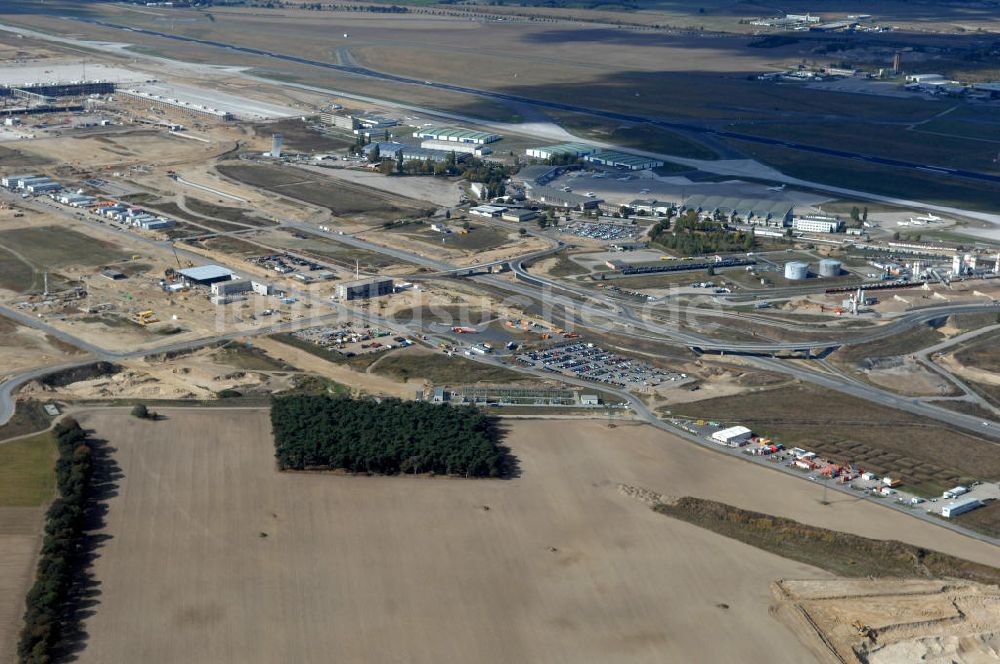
left=617, top=483, right=674, bottom=507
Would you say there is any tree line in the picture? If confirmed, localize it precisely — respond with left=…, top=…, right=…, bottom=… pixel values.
left=271, top=395, right=504, bottom=477
left=18, top=419, right=94, bottom=664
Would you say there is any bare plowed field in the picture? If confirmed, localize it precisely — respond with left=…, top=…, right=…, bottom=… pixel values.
left=74, top=411, right=1000, bottom=663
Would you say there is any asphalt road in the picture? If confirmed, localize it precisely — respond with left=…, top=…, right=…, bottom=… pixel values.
left=4, top=191, right=1000, bottom=545
left=77, top=17, right=1000, bottom=187
left=8, top=185, right=1000, bottom=441
left=749, top=356, right=1000, bottom=440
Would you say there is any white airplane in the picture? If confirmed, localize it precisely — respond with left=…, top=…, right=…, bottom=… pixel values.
left=897, top=220, right=911, bottom=226
left=768, top=184, right=786, bottom=192
left=907, top=218, right=926, bottom=225
left=914, top=213, right=941, bottom=222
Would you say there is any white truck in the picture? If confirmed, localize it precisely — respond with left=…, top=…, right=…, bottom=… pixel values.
left=942, top=486, right=969, bottom=500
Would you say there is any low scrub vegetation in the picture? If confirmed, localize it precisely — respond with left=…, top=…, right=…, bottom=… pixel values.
left=655, top=497, right=1000, bottom=585
left=271, top=395, right=504, bottom=477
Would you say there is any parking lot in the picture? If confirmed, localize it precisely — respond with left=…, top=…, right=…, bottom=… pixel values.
left=516, top=342, right=683, bottom=388
left=563, top=221, right=638, bottom=242
left=246, top=251, right=327, bottom=275
left=671, top=418, right=1000, bottom=542
left=291, top=322, right=410, bottom=356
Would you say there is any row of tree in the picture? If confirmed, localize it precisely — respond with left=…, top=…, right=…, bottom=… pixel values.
left=271, top=395, right=504, bottom=477
left=300, top=3, right=409, bottom=12
left=18, top=419, right=94, bottom=664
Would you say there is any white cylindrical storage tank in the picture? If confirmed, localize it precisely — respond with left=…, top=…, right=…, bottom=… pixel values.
left=818, top=259, right=842, bottom=277
left=784, top=261, right=808, bottom=280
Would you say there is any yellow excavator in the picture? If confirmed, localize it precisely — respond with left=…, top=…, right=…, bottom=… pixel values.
left=852, top=620, right=876, bottom=643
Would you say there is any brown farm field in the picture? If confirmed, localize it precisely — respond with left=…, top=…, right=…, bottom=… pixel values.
left=675, top=384, right=1000, bottom=497
left=0, top=226, right=128, bottom=272
left=70, top=409, right=1000, bottom=664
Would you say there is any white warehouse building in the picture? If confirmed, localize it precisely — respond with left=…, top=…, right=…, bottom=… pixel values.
left=941, top=498, right=983, bottom=518
left=793, top=216, right=842, bottom=233
left=420, top=140, right=491, bottom=156
left=712, top=425, right=752, bottom=446
left=411, top=126, right=501, bottom=145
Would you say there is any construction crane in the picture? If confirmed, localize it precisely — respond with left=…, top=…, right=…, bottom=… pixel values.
left=169, top=241, right=193, bottom=268
left=170, top=241, right=182, bottom=268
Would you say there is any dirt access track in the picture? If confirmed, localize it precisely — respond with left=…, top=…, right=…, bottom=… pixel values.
left=72, top=410, right=999, bottom=664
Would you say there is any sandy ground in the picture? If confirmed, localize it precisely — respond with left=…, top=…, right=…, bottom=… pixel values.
left=74, top=411, right=1000, bottom=664
left=862, top=358, right=954, bottom=396
left=17, top=130, right=230, bottom=171
left=773, top=578, right=1000, bottom=664
left=0, top=507, right=45, bottom=663
left=939, top=352, right=1000, bottom=387
left=0, top=321, right=84, bottom=375
left=297, top=164, right=462, bottom=208
left=256, top=336, right=419, bottom=398
left=354, top=224, right=549, bottom=269
left=20, top=346, right=288, bottom=402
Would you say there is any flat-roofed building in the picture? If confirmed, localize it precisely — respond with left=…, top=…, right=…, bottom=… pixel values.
left=137, top=217, right=176, bottom=230
left=420, top=139, right=491, bottom=156
left=117, top=89, right=234, bottom=122
left=57, top=193, right=97, bottom=207
left=941, top=498, right=984, bottom=518
left=1, top=174, right=37, bottom=188
left=336, top=276, right=394, bottom=300
left=501, top=209, right=538, bottom=223
left=512, top=165, right=563, bottom=186
left=793, top=216, right=841, bottom=233
left=584, top=150, right=663, bottom=171
left=178, top=265, right=235, bottom=286
left=529, top=186, right=602, bottom=210
left=25, top=179, right=61, bottom=194
left=366, top=142, right=468, bottom=163
left=525, top=142, right=596, bottom=160
left=712, top=425, right=752, bottom=446
left=412, top=125, right=500, bottom=145
left=470, top=204, right=506, bottom=218
left=319, top=112, right=358, bottom=130
left=630, top=199, right=674, bottom=216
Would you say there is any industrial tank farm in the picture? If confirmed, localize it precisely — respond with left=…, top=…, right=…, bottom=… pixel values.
left=818, top=258, right=842, bottom=277
left=784, top=261, right=809, bottom=280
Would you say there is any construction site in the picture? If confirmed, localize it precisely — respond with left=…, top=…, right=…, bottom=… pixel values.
left=1, top=11, right=999, bottom=664
left=772, top=578, right=1000, bottom=664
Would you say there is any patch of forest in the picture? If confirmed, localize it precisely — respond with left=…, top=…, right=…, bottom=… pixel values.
left=648, top=210, right=756, bottom=255
left=271, top=395, right=506, bottom=477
